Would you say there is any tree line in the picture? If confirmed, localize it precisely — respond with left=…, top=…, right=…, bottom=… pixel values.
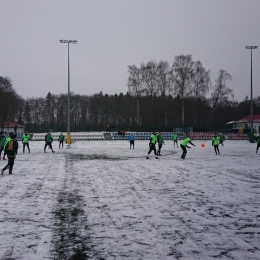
left=1, top=55, right=260, bottom=133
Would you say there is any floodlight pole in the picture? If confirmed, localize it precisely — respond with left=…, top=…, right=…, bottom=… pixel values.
left=245, top=46, right=258, bottom=140
left=59, top=39, right=78, bottom=144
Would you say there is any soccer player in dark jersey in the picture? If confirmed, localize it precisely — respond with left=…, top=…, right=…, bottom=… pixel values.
left=1, top=134, right=18, bottom=175
left=58, top=133, right=65, bottom=148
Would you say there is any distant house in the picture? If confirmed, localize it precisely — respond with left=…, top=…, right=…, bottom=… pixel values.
left=0, top=122, right=25, bottom=134
left=227, top=115, right=260, bottom=134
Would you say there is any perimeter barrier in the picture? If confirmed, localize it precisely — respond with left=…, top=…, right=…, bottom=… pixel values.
left=29, top=132, right=249, bottom=141
left=189, top=132, right=248, bottom=140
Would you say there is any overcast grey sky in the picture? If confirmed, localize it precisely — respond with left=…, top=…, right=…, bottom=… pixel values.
left=1, top=0, right=259, bottom=101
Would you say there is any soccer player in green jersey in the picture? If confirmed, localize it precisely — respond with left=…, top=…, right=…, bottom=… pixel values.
left=146, top=132, right=159, bottom=159
left=44, top=132, right=55, bottom=153
left=219, top=133, right=225, bottom=146
left=212, top=133, right=220, bottom=155
left=22, top=131, right=31, bottom=153
left=58, top=133, right=65, bottom=148
left=157, top=132, right=165, bottom=156
left=172, top=133, right=178, bottom=148
left=180, top=137, right=195, bottom=159
left=0, top=132, right=6, bottom=159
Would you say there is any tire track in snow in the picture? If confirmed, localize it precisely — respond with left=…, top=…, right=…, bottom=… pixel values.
left=50, top=154, right=103, bottom=260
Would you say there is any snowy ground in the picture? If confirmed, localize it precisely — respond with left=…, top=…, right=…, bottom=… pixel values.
left=0, top=139, right=259, bottom=260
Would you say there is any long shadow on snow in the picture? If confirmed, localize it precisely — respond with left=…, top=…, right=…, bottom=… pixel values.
left=68, top=154, right=127, bottom=161
left=67, top=151, right=176, bottom=161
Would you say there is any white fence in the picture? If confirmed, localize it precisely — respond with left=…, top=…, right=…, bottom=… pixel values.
left=111, top=132, right=176, bottom=140
left=189, top=132, right=249, bottom=140
left=31, top=132, right=249, bottom=141
left=32, top=132, right=105, bottom=141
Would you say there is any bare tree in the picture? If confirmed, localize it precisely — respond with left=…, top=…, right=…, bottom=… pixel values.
left=171, top=55, right=194, bottom=126
left=207, top=69, right=233, bottom=129
left=127, top=65, right=143, bottom=125
left=156, top=60, right=172, bottom=96
left=140, top=61, right=160, bottom=126
left=210, top=69, right=233, bottom=110
left=192, top=61, right=211, bottom=125
left=0, top=76, right=23, bottom=129
left=23, top=100, right=32, bottom=125
left=140, top=61, right=159, bottom=97
left=156, top=60, right=172, bottom=126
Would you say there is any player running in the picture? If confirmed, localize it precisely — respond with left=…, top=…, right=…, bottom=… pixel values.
left=219, top=133, right=225, bottom=146
left=146, top=131, right=159, bottom=159
left=2, top=132, right=13, bottom=160
left=1, top=134, right=18, bottom=175
left=212, top=133, right=220, bottom=155
left=157, top=132, right=165, bottom=156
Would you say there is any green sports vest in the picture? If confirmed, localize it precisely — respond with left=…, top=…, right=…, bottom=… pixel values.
left=212, top=136, right=220, bottom=145
left=150, top=134, right=157, bottom=144
left=22, top=134, right=30, bottom=143
left=181, top=138, right=190, bottom=146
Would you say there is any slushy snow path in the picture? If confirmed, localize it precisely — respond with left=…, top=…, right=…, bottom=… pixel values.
left=0, top=140, right=259, bottom=259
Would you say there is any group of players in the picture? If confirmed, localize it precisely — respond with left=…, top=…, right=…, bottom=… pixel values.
left=0, top=131, right=65, bottom=175
left=133, top=131, right=226, bottom=159
left=129, top=131, right=196, bottom=159
left=1, top=130, right=259, bottom=174
left=142, top=131, right=196, bottom=159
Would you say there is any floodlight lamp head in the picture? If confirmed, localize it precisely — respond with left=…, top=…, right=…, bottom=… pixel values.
left=60, top=40, right=70, bottom=43
left=69, top=40, right=78, bottom=44
left=59, top=39, right=77, bottom=44
left=245, top=46, right=258, bottom=49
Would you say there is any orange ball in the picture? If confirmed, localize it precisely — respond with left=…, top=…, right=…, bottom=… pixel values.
left=201, top=143, right=205, bottom=147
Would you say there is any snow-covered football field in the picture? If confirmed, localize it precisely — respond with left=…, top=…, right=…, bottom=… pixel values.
left=0, top=139, right=259, bottom=260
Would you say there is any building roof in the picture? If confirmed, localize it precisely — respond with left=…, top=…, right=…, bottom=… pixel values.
left=1, top=122, right=25, bottom=128
left=227, top=115, right=260, bottom=124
